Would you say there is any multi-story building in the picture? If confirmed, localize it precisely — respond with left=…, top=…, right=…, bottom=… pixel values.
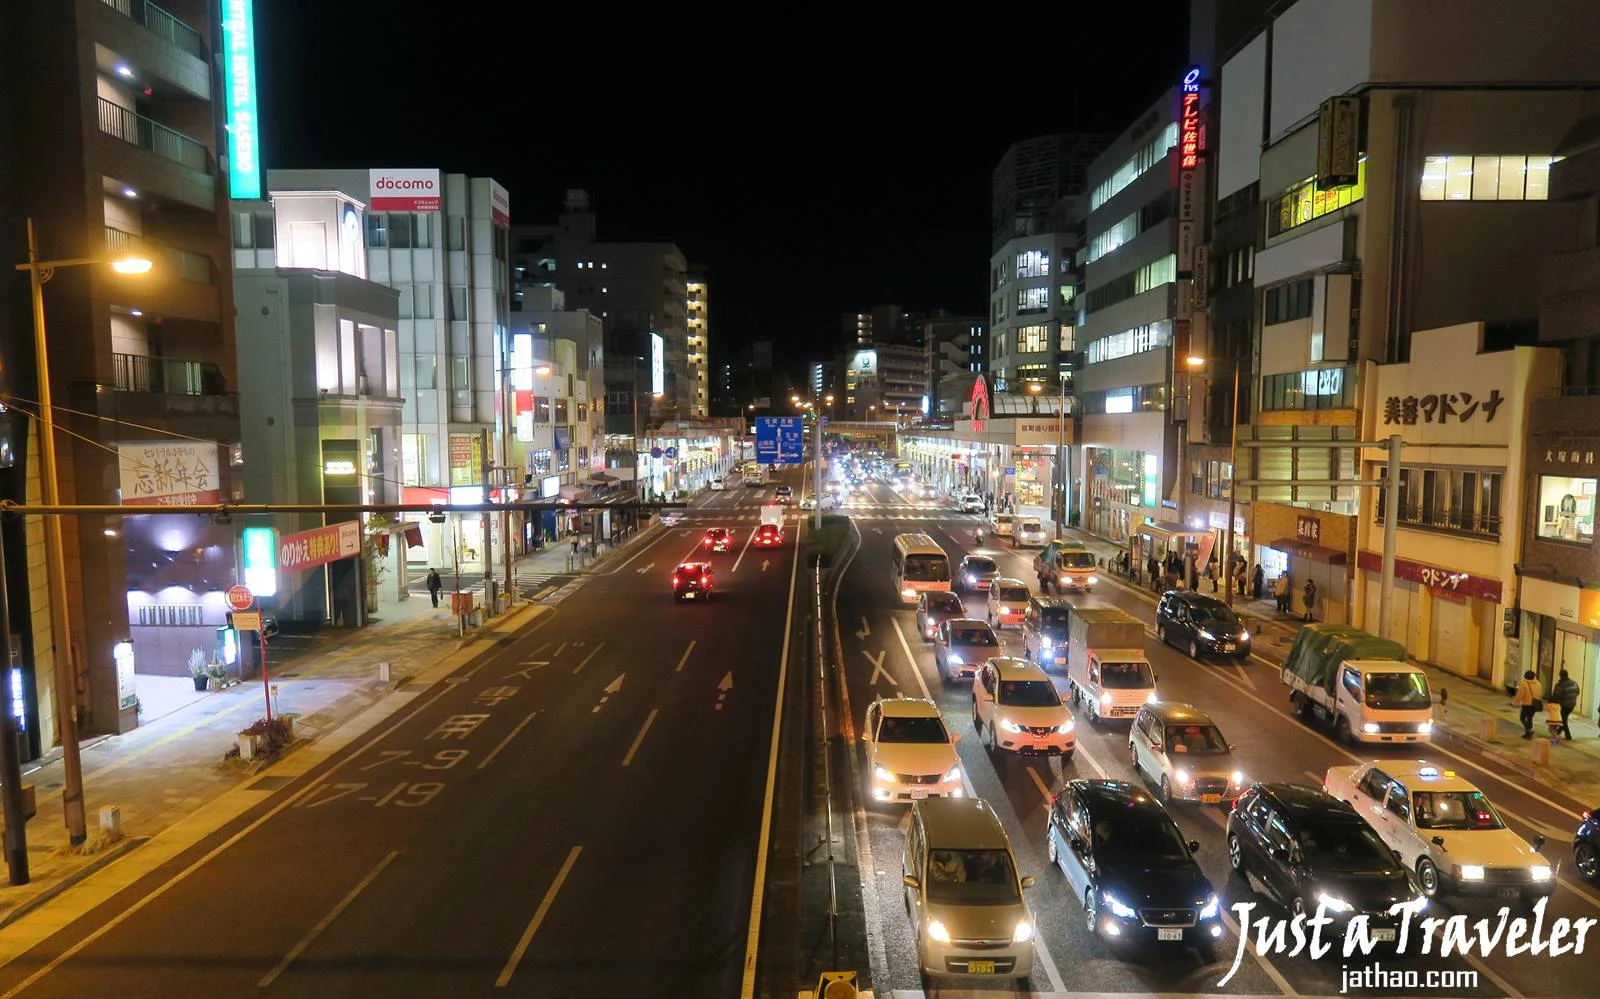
left=255, top=168, right=513, bottom=574
left=1207, top=0, right=1592, bottom=649
left=1077, top=95, right=1185, bottom=545
left=510, top=285, right=605, bottom=513
left=685, top=268, right=709, bottom=419
left=843, top=343, right=922, bottom=423
left=925, top=316, right=986, bottom=418
left=231, top=189, right=402, bottom=628
left=511, top=190, right=691, bottom=434
left=1, top=0, right=243, bottom=744
left=842, top=306, right=924, bottom=350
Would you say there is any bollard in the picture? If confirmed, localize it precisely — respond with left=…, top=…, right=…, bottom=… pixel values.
left=1530, top=739, right=1550, bottom=766
left=21, top=783, right=35, bottom=821
left=378, top=661, right=392, bottom=684
left=1479, top=716, right=1498, bottom=742
left=99, top=805, right=123, bottom=843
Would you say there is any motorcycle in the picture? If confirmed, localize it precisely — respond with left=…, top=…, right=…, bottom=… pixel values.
left=972, top=529, right=985, bottom=545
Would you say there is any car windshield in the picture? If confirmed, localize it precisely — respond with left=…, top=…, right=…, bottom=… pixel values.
left=1000, top=680, right=1062, bottom=707
left=1019, top=520, right=1041, bottom=532
left=1101, top=661, right=1155, bottom=688
left=1296, top=821, right=1395, bottom=871
left=1365, top=672, right=1431, bottom=709
left=1061, top=551, right=1097, bottom=568
left=1164, top=724, right=1229, bottom=755
left=1039, top=607, right=1072, bottom=633
left=963, top=557, right=997, bottom=574
left=707, top=530, right=726, bottom=538
left=904, top=554, right=950, bottom=582
left=1412, top=790, right=1505, bottom=830
left=924, top=848, right=1021, bottom=906
left=1093, top=809, right=1191, bottom=862
left=877, top=715, right=949, bottom=743
left=951, top=627, right=998, bottom=647
left=997, top=585, right=1029, bottom=603
left=1191, top=603, right=1238, bottom=626
left=927, top=593, right=963, bottom=613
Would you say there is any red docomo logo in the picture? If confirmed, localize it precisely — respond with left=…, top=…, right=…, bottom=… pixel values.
left=375, top=177, right=435, bottom=190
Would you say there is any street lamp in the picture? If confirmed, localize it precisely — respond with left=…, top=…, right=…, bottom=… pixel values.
left=1186, top=355, right=1242, bottom=607
left=14, top=218, right=153, bottom=846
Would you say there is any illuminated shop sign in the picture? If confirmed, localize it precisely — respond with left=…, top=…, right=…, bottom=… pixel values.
left=1179, top=66, right=1202, bottom=170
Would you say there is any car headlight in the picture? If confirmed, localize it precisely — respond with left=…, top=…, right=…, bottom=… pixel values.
left=947, top=653, right=964, bottom=665
left=1060, top=576, right=1071, bottom=585
left=1231, top=771, right=1246, bottom=787
left=965, top=574, right=976, bottom=584
left=1013, top=920, right=1034, bottom=943
left=1362, top=722, right=1380, bottom=734
left=926, top=919, right=952, bottom=943
left=1531, top=865, right=1552, bottom=881
left=1458, top=865, right=1486, bottom=881
left=1418, top=721, right=1433, bottom=734
left=1000, top=718, right=1023, bottom=734
left=1041, top=636, right=1053, bottom=649
left=1057, top=719, right=1075, bottom=734
left=1199, top=895, right=1220, bottom=920
left=1100, top=692, right=1113, bottom=705
left=943, top=765, right=963, bottom=783
left=1146, top=691, right=1159, bottom=704
left=1088, top=576, right=1098, bottom=585
left=874, top=766, right=894, bottom=782
left=1197, top=629, right=1216, bottom=641
left=1239, top=630, right=1250, bottom=642
left=1174, top=769, right=1191, bottom=785
left=1102, top=892, right=1137, bottom=919
left=1316, top=891, right=1354, bottom=914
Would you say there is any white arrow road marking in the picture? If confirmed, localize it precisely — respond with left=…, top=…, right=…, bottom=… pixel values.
left=862, top=649, right=897, bottom=687
left=872, top=527, right=882, bottom=534
left=634, top=562, right=656, bottom=574
left=675, top=640, right=696, bottom=673
left=716, top=671, right=734, bottom=710
left=855, top=616, right=871, bottom=640
left=504, top=662, right=550, bottom=680
left=573, top=642, right=605, bottom=674
left=593, top=674, right=625, bottom=713
left=761, top=559, right=770, bottom=572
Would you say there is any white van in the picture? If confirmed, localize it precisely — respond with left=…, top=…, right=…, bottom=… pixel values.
left=1014, top=518, right=1047, bottom=548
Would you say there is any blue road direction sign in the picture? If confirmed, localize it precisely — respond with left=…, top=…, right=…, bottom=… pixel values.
left=755, top=416, right=806, bottom=464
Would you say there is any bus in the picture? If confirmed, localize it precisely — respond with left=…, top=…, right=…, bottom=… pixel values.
left=891, top=533, right=952, bottom=605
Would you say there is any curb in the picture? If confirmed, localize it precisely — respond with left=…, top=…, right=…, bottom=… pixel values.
left=0, top=836, right=148, bottom=932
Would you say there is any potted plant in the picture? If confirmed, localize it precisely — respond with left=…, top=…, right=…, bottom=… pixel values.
left=206, top=661, right=227, bottom=692
left=188, top=649, right=209, bottom=692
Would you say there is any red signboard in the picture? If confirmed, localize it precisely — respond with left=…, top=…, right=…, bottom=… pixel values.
left=279, top=521, right=361, bottom=573
left=226, top=585, right=254, bottom=611
left=1355, top=550, right=1502, bottom=603
left=969, top=377, right=990, bottom=433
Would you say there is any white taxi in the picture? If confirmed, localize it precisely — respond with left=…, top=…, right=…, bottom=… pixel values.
left=970, top=657, right=1074, bottom=761
left=1323, top=761, right=1553, bottom=903
left=862, top=696, right=965, bottom=804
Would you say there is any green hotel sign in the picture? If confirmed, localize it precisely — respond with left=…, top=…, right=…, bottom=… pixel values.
left=221, top=0, right=261, bottom=199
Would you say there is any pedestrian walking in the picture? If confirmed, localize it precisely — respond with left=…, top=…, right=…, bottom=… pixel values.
left=426, top=568, right=442, bottom=608
left=1552, top=668, right=1581, bottom=740
left=1252, top=564, right=1265, bottom=600
left=571, top=536, right=581, bottom=557
left=1206, top=559, right=1218, bottom=592
left=1512, top=670, right=1544, bottom=739
left=1235, top=561, right=1248, bottom=596
left=1273, top=573, right=1291, bottom=613
left=1545, top=698, right=1566, bottom=744
left=1302, top=578, right=1317, bottom=621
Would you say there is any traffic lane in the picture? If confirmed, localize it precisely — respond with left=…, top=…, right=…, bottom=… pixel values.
left=832, top=528, right=1279, bottom=996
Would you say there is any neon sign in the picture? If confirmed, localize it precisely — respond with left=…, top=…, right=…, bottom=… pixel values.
left=969, top=376, right=990, bottom=433
left=1179, top=66, right=1202, bottom=171
left=221, top=0, right=261, bottom=198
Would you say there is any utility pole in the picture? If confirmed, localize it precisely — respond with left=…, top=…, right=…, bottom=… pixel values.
left=813, top=411, right=824, bottom=532
left=1223, top=363, right=1241, bottom=608
left=1055, top=375, right=1068, bottom=540
left=1378, top=433, right=1402, bottom=639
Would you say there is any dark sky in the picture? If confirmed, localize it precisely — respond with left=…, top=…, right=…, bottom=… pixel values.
left=257, top=4, right=1191, bottom=368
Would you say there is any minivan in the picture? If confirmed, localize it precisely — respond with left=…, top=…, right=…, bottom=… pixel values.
left=1014, top=518, right=1047, bottom=548
left=903, top=798, right=1035, bottom=990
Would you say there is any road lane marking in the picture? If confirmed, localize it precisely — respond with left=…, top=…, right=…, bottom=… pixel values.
left=258, top=849, right=400, bottom=988
left=862, top=648, right=897, bottom=687
left=716, top=672, right=734, bottom=710
left=593, top=674, right=625, bottom=713
left=479, top=711, right=538, bottom=770
left=738, top=509, right=803, bottom=999
left=495, top=845, right=583, bottom=988
left=675, top=640, right=696, bottom=673
left=855, top=616, right=871, bottom=639
left=622, top=709, right=660, bottom=766
left=572, top=642, right=606, bottom=674
left=1025, top=764, right=1053, bottom=808
left=552, top=642, right=567, bottom=657
left=730, top=522, right=758, bottom=572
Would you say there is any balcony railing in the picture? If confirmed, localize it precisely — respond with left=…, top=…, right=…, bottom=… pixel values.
left=113, top=353, right=227, bottom=396
left=1375, top=505, right=1502, bottom=539
left=104, top=227, right=213, bottom=284
left=97, top=98, right=210, bottom=173
left=100, top=0, right=205, bottom=59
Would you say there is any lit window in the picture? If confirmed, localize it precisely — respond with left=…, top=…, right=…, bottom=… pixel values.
left=1269, top=159, right=1368, bottom=236
left=1017, top=250, right=1050, bottom=278
left=1536, top=475, right=1596, bottom=544
left=1419, top=155, right=1559, bottom=202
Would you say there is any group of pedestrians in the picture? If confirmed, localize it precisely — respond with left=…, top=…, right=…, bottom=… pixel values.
left=1512, top=668, right=1583, bottom=742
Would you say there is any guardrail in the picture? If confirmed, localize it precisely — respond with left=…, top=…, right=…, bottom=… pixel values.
left=811, top=553, right=840, bottom=965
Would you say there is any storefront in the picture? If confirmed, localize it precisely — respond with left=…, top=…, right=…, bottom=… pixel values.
left=1356, top=551, right=1500, bottom=682
left=1255, top=502, right=1351, bottom=623
left=1518, top=576, right=1598, bottom=725
left=1085, top=447, right=1159, bottom=543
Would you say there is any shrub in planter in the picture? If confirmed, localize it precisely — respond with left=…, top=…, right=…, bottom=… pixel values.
left=188, top=649, right=210, bottom=692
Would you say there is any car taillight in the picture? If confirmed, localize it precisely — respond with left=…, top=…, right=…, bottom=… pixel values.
left=701, top=576, right=709, bottom=586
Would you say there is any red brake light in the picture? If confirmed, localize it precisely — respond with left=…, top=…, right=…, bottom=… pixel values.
left=1583, top=809, right=1593, bottom=821
left=701, top=575, right=709, bottom=586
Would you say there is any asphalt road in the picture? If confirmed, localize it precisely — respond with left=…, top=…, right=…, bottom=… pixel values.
left=0, top=483, right=802, bottom=999
left=828, top=473, right=1600, bottom=998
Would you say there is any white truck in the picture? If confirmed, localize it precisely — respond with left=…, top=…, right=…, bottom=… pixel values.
left=760, top=503, right=784, bottom=529
left=1281, top=624, right=1434, bottom=744
left=1063, top=605, right=1156, bottom=725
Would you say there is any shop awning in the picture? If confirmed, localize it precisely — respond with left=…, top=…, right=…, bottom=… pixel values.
left=1135, top=524, right=1209, bottom=546
left=1266, top=538, right=1348, bottom=564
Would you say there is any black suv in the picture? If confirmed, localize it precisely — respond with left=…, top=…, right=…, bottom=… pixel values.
left=672, top=562, right=715, bottom=603
left=1046, top=779, right=1224, bottom=962
left=1226, top=783, right=1423, bottom=937
left=1156, top=591, right=1251, bottom=662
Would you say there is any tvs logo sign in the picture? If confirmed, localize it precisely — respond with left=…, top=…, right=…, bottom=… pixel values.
left=970, top=376, right=990, bottom=432
left=1179, top=66, right=1204, bottom=170
left=369, top=167, right=441, bottom=212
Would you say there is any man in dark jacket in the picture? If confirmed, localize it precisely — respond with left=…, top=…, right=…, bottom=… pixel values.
left=426, top=568, right=443, bottom=608
left=1552, top=669, right=1581, bottom=740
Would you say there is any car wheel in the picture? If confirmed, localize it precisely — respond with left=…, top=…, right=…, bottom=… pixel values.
left=1128, top=742, right=1140, bottom=774
left=972, top=706, right=982, bottom=732
left=1334, top=715, right=1352, bottom=744
left=1199, top=943, right=1219, bottom=965
left=1188, top=638, right=1201, bottom=660
left=987, top=722, right=1000, bottom=757
left=1159, top=775, right=1172, bottom=802
left=1084, top=889, right=1099, bottom=936
left=1156, top=622, right=1166, bottom=645
left=1228, top=833, right=1247, bottom=874
left=1416, top=858, right=1441, bottom=897
left=1047, top=831, right=1059, bottom=867
left=1576, top=840, right=1598, bottom=880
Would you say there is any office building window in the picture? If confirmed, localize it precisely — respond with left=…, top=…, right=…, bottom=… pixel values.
left=1015, top=325, right=1050, bottom=353
left=1017, top=287, right=1050, bottom=314
left=1419, top=155, right=1560, bottom=201
left=1090, top=122, right=1179, bottom=210
left=1084, top=320, right=1172, bottom=365
left=366, top=213, right=388, bottom=248
left=1259, top=366, right=1356, bottom=412
left=1059, top=325, right=1075, bottom=352
left=1378, top=466, right=1504, bottom=538
left=414, top=356, right=437, bottom=389
left=449, top=286, right=468, bottom=321
left=1263, top=278, right=1314, bottom=325
left=1078, top=382, right=1168, bottom=414
left=414, top=285, right=434, bottom=318
left=1268, top=158, right=1367, bottom=237
left=1087, top=211, right=1138, bottom=263
left=389, top=213, right=413, bottom=249
left=1017, top=250, right=1050, bottom=278
left=1534, top=474, right=1595, bottom=544
left=1083, top=255, right=1176, bottom=315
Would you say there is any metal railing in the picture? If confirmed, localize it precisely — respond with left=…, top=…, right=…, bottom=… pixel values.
left=112, top=353, right=226, bottom=396
left=97, top=98, right=210, bottom=173
left=100, top=0, right=205, bottom=59
left=104, top=227, right=213, bottom=284
left=1375, top=505, right=1501, bottom=538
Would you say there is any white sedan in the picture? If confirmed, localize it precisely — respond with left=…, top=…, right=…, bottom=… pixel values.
left=1323, top=760, right=1553, bottom=903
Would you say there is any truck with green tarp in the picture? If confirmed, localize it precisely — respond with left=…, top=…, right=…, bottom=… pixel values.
left=1280, top=623, right=1434, bottom=744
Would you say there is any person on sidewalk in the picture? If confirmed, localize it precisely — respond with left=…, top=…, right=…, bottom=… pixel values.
left=1302, top=578, right=1318, bottom=622
left=1512, top=670, right=1544, bottom=739
left=1252, top=563, right=1265, bottom=600
left=1273, top=572, right=1291, bottom=613
left=1552, top=668, right=1581, bottom=740
left=426, top=568, right=442, bottom=608
left=1544, top=697, right=1566, bottom=745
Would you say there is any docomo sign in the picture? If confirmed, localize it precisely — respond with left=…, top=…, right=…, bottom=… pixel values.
left=370, top=168, right=441, bottom=212
left=278, top=521, right=361, bottom=573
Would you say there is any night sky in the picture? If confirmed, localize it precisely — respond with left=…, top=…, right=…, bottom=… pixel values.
left=257, top=4, right=1191, bottom=367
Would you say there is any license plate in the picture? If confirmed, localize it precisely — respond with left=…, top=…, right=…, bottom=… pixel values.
left=968, top=961, right=995, bottom=974
left=1372, top=928, right=1397, bottom=942
left=910, top=788, right=929, bottom=799
left=1202, top=794, right=1221, bottom=804
left=1158, top=928, right=1183, bottom=941
left=1054, top=657, right=1066, bottom=665
left=1221, top=644, right=1235, bottom=652
left=1497, top=887, right=1520, bottom=899
left=682, top=593, right=695, bottom=600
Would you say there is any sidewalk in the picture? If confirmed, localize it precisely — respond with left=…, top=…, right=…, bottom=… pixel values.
left=1053, top=527, right=1600, bottom=807
left=0, top=522, right=659, bottom=930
